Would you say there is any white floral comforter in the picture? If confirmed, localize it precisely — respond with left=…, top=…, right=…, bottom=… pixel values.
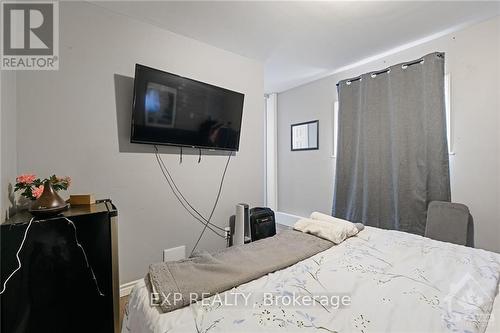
left=122, top=227, right=500, bottom=333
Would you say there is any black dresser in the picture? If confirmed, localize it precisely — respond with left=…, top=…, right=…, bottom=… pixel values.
left=0, top=201, right=119, bottom=333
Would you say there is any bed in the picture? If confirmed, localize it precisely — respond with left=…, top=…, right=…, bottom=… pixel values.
left=122, top=226, right=500, bottom=333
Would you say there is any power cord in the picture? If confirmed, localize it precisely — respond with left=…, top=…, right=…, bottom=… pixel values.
left=0, top=218, right=34, bottom=295
left=64, top=217, right=105, bottom=296
left=155, top=146, right=223, bottom=231
left=155, top=152, right=225, bottom=237
left=153, top=146, right=227, bottom=238
left=190, top=151, right=232, bottom=256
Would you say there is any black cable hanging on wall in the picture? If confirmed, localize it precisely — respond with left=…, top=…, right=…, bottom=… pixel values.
left=191, top=150, right=232, bottom=256
left=153, top=145, right=228, bottom=239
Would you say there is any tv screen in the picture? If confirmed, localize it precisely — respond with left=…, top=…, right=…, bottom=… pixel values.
left=131, top=64, right=244, bottom=151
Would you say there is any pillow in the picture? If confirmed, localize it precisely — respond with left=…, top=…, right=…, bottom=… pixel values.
left=310, top=212, right=360, bottom=237
left=293, top=218, right=358, bottom=244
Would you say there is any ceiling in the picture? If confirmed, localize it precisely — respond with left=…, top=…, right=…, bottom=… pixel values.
left=94, top=1, right=500, bottom=93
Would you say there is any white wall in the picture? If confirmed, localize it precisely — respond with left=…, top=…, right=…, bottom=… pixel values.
left=13, top=2, right=265, bottom=283
left=277, top=16, right=500, bottom=253
left=1, top=71, right=17, bottom=221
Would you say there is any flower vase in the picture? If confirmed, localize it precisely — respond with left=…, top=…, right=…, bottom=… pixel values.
left=29, top=180, right=68, bottom=217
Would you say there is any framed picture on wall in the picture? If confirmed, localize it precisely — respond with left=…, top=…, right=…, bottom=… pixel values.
left=291, top=120, right=319, bottom=151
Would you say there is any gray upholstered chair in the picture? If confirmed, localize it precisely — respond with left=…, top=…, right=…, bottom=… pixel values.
left=424, top=201, right=474, bottom=247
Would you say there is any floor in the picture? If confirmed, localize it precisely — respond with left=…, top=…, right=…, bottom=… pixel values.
left=120, top=295, right=129, bottom=329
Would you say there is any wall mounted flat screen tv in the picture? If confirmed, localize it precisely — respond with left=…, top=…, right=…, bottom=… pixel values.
left=131, top=64, right=244, bottom=151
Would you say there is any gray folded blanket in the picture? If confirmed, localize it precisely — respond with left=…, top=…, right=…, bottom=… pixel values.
left=149, top=229, right=334, bottom=313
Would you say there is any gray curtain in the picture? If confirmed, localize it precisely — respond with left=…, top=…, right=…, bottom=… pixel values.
left=332, top=52, right=450, bottom=236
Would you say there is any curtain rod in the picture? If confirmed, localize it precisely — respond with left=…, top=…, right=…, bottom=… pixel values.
left=335, top=52, right=444, bottom=87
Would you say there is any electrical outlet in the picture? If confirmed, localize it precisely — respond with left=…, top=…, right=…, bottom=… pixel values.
left=163, top=246, right=186, bottom=262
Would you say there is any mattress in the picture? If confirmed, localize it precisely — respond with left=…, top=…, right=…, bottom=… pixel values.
left=122, top=226, right=500, bottom=333
left=485, top=284, right=500, bottom=333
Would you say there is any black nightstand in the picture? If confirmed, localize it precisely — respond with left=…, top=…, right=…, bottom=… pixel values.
left=0, top=201, right=120, bottom=333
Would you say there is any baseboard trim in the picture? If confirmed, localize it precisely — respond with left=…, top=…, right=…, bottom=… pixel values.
left=120, top=279, right=142, bottom=297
